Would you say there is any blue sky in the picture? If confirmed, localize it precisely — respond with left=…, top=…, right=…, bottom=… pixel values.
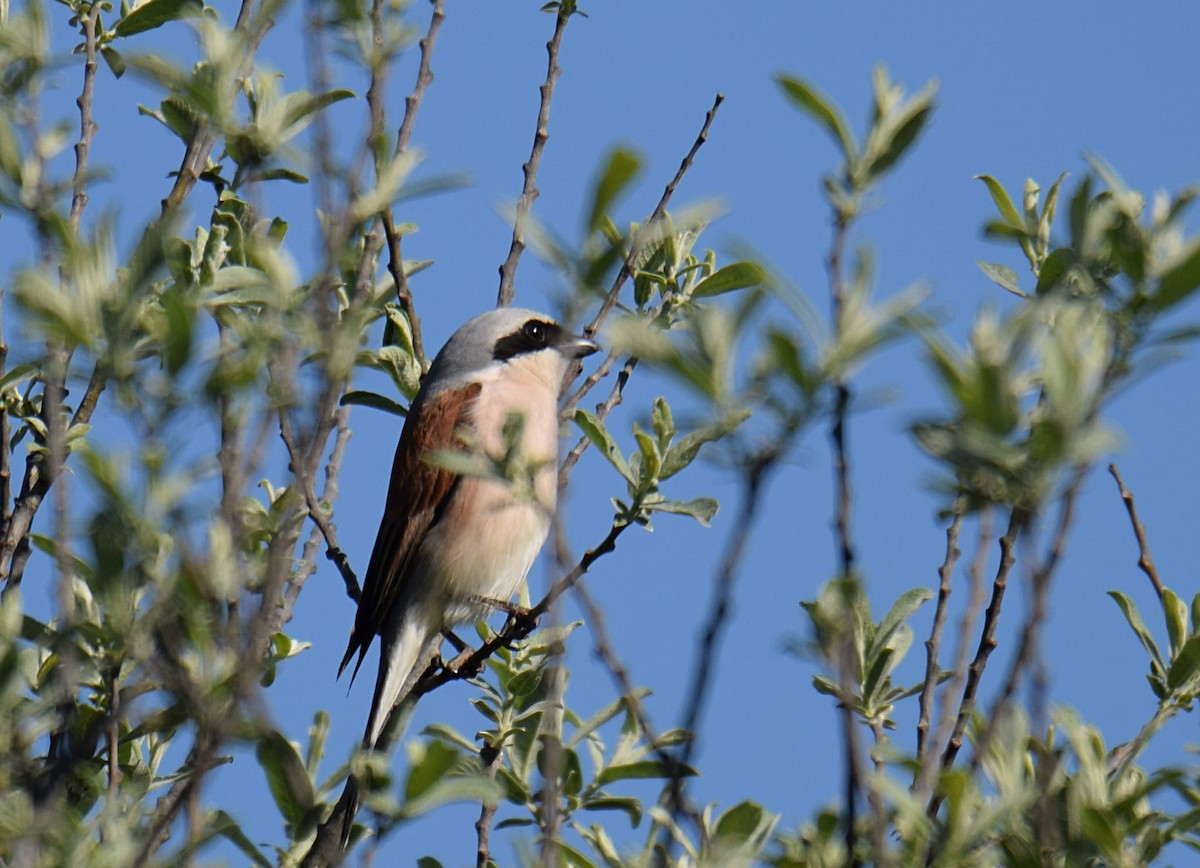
left=16, top=0, right=1200, bottom=863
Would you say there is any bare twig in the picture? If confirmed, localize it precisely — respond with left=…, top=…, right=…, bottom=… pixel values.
left=1108, top=463, right=1164, bottom=600
left=929, top=508, right=1023, bottom=817
left=161, top=0, right=268, bottom=214
left=664, top=449, right=774, bottom=838
left=497, top=7, right=570, bottom=306
left=583, top=94, right=724, bottom=341
left=915, top=503, right=964, bottom=762
left=558, top=356, right=636, bottom=488
left=69, top=4, right=100, bottom=230
left=380, top=0, right=445, bottom=369
left=474, top=741, right=501, bottom=868
left=915, top=507, right=992, bottom=803
left=974, top=464, right=1089, bottom=767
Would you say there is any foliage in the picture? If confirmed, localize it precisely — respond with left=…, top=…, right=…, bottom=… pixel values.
left=0, top=0, right=1198, bottom=866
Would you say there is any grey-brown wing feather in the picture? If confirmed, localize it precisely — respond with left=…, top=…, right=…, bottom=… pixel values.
left=339, top=381, right=482, bottom=682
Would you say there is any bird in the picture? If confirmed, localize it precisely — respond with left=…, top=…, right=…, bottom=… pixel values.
left=340, top=307, right=599, bottom=748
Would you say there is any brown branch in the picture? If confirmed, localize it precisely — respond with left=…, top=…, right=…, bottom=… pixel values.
left=915, top=507, right=992, bottom=804
left=573, top=579, right=706, bottom=836
left=474, top=741, right=501, bottom=868
left=161, top=0, right=268, bottom=214
left=497, top=7, right=570, bottom=307
left=378, top=0, right=444, bottom=369
left=558, top=356, right=635, bottom=489
left=915, top=502, right=964, bottom=761
left=973, top=463, right=1089, bottom=769
left=664, top=449, right=774, bottom=839
left=1108, top=463, right=1164, bottom=600
left=929, top=508, right=1023, bottom=817
left=69, top=4, right=100, bottom=231
left=584, top=93, right=724, bottom=341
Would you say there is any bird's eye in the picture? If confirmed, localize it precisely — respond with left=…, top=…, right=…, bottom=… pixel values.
left=522, top=320, right=549, bottom=346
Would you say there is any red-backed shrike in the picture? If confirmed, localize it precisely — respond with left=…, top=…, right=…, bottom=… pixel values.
left=340, top=307, right=598, bottom=747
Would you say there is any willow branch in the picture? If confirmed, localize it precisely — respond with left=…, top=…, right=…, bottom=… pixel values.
left=929, top=508, right=1023, bottom=817
left=380, top=0, right=444, bottom=368
left=583, top=93, right=724, bottom=340
left=914, top=507, right=991, bottom=804
left=497, top=7, right=570, bottom=306
left=1108, top=463, right=1164, bottom=600
left=973, top=463, right=1089, bottom=769
left=916, top=502, right=964, bottom=761
left=664, top=449, right=774, bottom=837
left=69, top=4, right=100, bottom=230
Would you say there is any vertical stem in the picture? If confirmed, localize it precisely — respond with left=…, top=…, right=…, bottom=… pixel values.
left=497, top=8, right=570, bottom=306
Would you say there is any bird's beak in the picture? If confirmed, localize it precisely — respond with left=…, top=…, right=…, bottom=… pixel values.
left=563, top=332, right=600, bottom=359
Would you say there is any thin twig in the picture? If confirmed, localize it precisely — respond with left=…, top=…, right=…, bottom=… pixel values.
left=558, top=356, right=636, bottom=488
left=915, top=507, right=992, bottom=804
left=1108, top=463, right=1164, bottom=600
left=915, top=503, right=964, bottom=762
left=929, top=508, right=1023, bottom=817
left=583, top=94, right=724, bottom=341
left=69, top=4, right=100, bottom=230
left=573, top=579, right=705, bottom=836
left=497, top=7, right=570, bottom=306
left=973, top=463, right=1089, bottom=768
left=380, top=0, right=445, bottom=369
left=161, top=0, right=267, bottom=214
left=664, top=450, right=774, bottom=837
left=474, top=741, right=501, bottom=868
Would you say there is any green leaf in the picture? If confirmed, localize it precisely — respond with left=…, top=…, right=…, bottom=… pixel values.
left=869, top=587, right=932, bottom=663
left=100, top=46, right=126, bottom=79
left=1036, top=247, right=1074, bottom=294
left=1168, top=635, right=1200, bottom=691
left=692, top=261, right=765, bottom=298
left=977, top=260, right=1024, bottom=297
left=976, top=174, right=1025, bottom=228
left=255, top=731, right=317, bottom=830
left=405, top=740, right=459, bottom=801
left=587, top=148, right=641, bottom=234
left=1153, top=239, right=1200, bottom=311
left=340, top=389, right=408, bottom=417
left=114, top=0, right=201, bottom=37
left=581, top=795, right=643, bottom=827
left=1163, top=588, right=1189, bottom=658
left=634, top=427, right=661, bottom=482
left=776, top=74, right=856, bottom=161
left=0, top=114, right=20, bottom=181
left=714, top=800, right=768, bottom=845
left=659, top=409, right=749, bottom=480
left=868, top=94, right=934, bottom=178
left=597, top=760, right=696, bottom=785
left=210, top=810, right=270, bottom=867
left=1108, top=591, right=1165, bottom=671
left=646, top=497, right=719, bottom=527
left=574, top=409, right=633, bottom=483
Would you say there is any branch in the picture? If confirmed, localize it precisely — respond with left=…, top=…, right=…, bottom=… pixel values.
left=474, top=741, right=501, bottom=868
left=69, top=4, right=100, bottom=231
left=583, top=93, right=724, bottom=340
left=379, top=0, right=445, bottom=369
left=929, top=508, right=1023, bottom=817
left=161, top=0, right=268, bottom=214
left=914, top=506, right=992, bottom=804
left=973, top=463, right=1089, bottom=768
left=915, top=502, right=964, bottom=761
left=663, top=449, right=774, bottom=837
left=497, top=7, right=570, bottom=306
left=1108, top=463, right=1164, bottom=600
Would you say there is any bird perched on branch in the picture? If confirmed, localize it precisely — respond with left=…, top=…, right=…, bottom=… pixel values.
left=340, top=307, right=599, bottom=747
